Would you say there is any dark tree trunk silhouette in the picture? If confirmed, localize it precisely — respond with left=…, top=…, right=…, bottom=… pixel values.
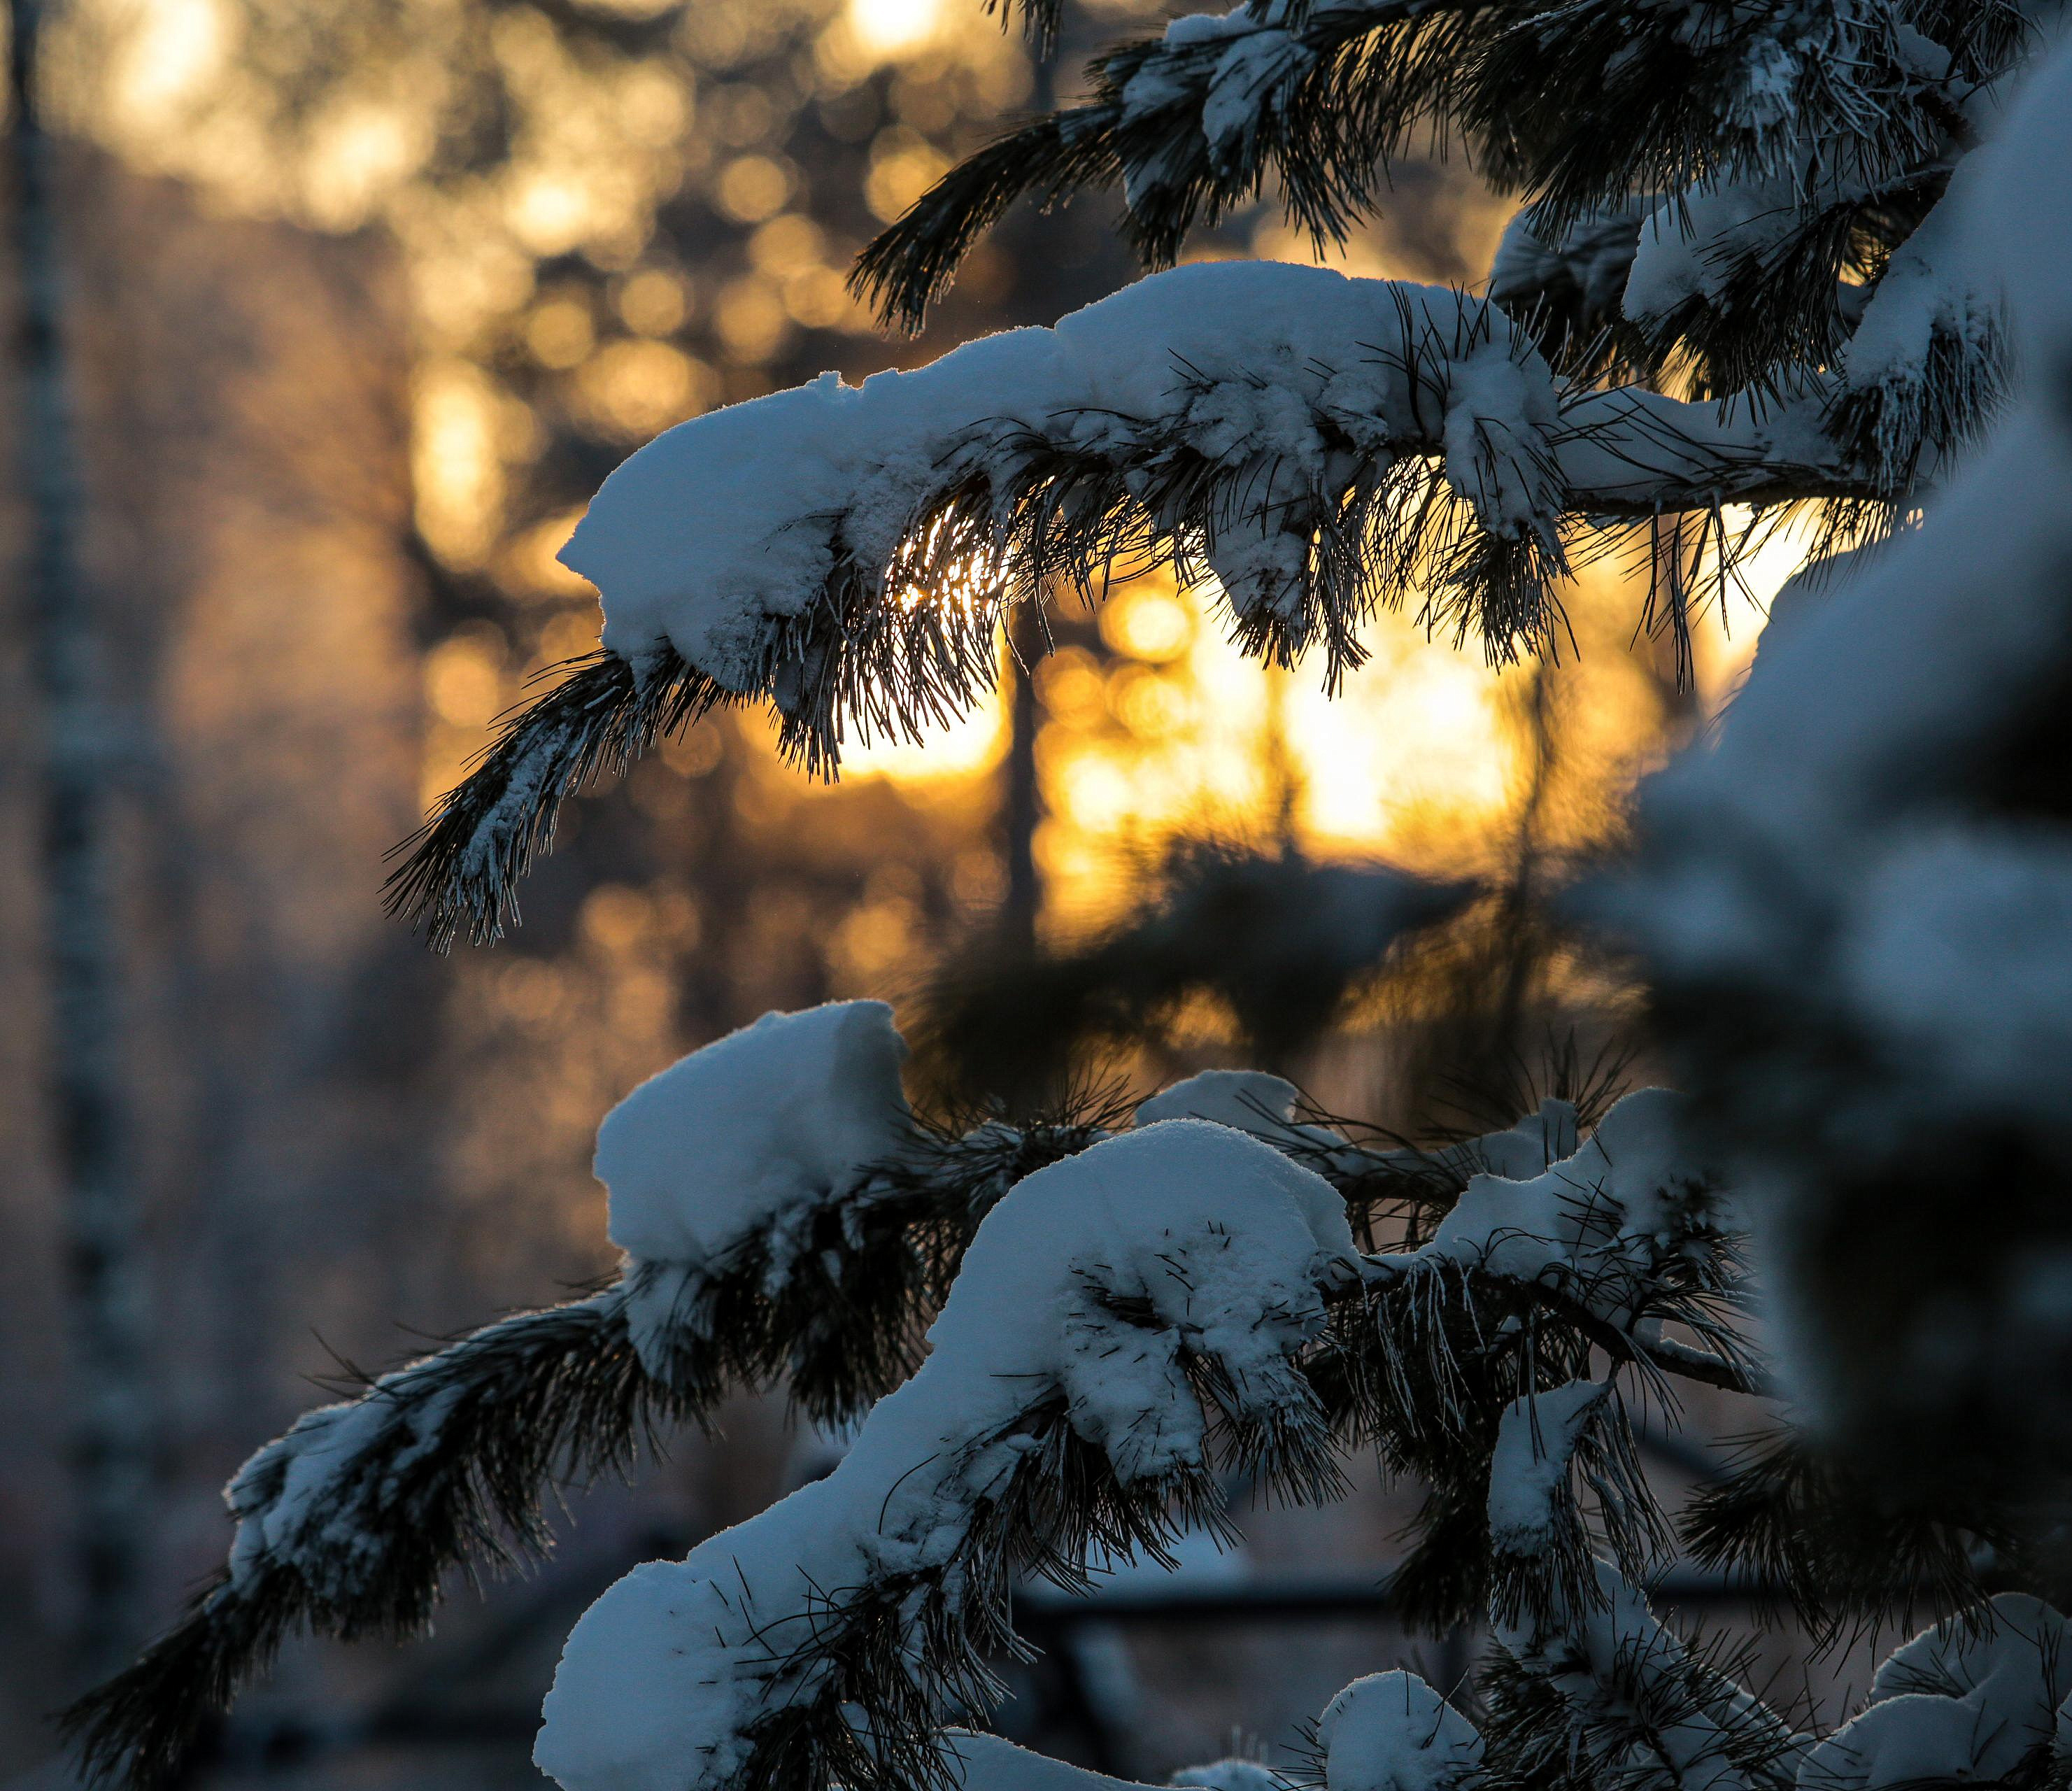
left=12, top=0, right=151, bottom=1680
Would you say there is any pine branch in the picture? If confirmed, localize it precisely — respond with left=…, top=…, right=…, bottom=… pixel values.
left=851, top=0, right=1486, bottom=332
left=388, top=268, right=1888, bottom=947
left=61, top=1086, right=1129, bottom=1791
left=532, top=1124, right=1360, bottom=1791
left=1483, top=1566, right=1802, bottom=1791
left=1679, top=1433, right=2013, bottom=1636
left=69, top=1007, right=1775, bottom=1791
left=62, top=1290, right=666, bottom=1791
left=382, top=649, right=722, bottom=950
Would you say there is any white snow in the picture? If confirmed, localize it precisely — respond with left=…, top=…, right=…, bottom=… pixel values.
left=1318, top=1672, right=1484, bottom=1791
left=535, top=1120, right=1358, bottom=1791
left=1375, top=1088, right=1718, bottom=1326
left=595, top=1002, right=910, bottom=1367
left=558, top=263, right=1575, bottom=694
left=1459, top=1098, right=1580, bottom=1182
left=1500, top=1562, right=1783, bottom=1791
left=1170, top=1762, right=1286, bottom=1791
left=944, top=1733, right=1164, bottom=1791
left=1486, top=1380, right=1611, bottom=1553
left=1623, top=178, right=1803, bottom=327
left=1803, top=1597, right=2072, bottom=1791
left=1134, top=1069, right=1302, bottom=1131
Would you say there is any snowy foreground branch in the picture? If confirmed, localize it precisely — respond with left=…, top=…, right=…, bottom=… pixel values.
left=387, top=264, right=1868, bottom=949
left=71, top=1000, right=1785, bottom=1788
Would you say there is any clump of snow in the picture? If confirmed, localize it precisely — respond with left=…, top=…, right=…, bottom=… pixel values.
left=596, top=1002, right=910, bottom=1371
left=222, top=1368, right=461, bottom=1594
left=534, top=1121, right=1357, bottom=1791
left=1458, top=1098, right=1580, bottom=1182
left=1500, top=1562, right=1788, bottom=1791
left=1375, top=1089, right=1721, bottom=1326
left=944, top=1733, right=1165, bottom=1791
left=1319, top=1671, right=1484, bottom=1791
left=1803, top=1597, right=2072, bottom=1791
left=1490, top=210, right=1642, bottom=330
left=1486, top=1380, right=1611, bottom=1555
left=559, top=263, right=1572, bottom=690
left=1135, top=1069, right=1302, bottom=1131
left=1442, top=341, right=1565, bottom=539
left=1623, top=177, right=1803, bottom=327
left=1170, top=1762, right=1286, bottom=1791
left=1200, top=29, right=1313, bottom=160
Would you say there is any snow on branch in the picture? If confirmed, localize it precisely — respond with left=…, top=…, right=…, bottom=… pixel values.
left=1486, top=1378, right=1663, bottom=1631
left=851, top=0, right=1469, bottom=322
left=532, top=1120, right=1360, bottom=1791
left=60, top=1004, right=1112, bottom=1791
left=1365, top=1088, right=1755, bottom=1391
left=1612, top=37, right=2072, bottom=1468
left=857, top=0, right=2015, bottom=334
left=66, top=1005, right=1772, bottom=1790
left=1316, top=1671, right=1485, bottom=1791
left=1484, top=1563, right=1801, bottom=1791
left=390, top=261, right=1858, bottom=948
left=1460, top=0, right=1994, bottom=233
left=62, top=1287, right=672, bottom=1791
left=1803, top=1595, right=2072, bottom=1791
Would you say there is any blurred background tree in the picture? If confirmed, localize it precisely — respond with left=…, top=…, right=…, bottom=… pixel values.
left=0, top=0, right=1809, bottom=1780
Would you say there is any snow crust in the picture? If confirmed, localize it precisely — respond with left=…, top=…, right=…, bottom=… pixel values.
left=1623, top=178, right=1802, bottom=327
left=1486, top=1380, right=1611, bottom=1554
left=1134, top=1069, right=1302, bottom=1131
left=1375, top=1089, right=1715, bottom=1324
left=1319, top=1672, right=1484, bottom=1791
left=1170, top=1762, right=1286, bottom=1791
left=1803, top=1597, right=2072, bottom=1791
left=944, top=1733, right=1167, bottom=1791
left=1500, top=1562, right=1781, bottom=1791
left=595, top=1002, right=910, bottom=1370
left=558, top=263, right=1570, bottom=685
left=534, top=1121, right=1357, bottom=1791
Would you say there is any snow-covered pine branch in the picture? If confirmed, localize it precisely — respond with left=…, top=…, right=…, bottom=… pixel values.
left=63, top=1003, right=1110, bottom=1790
left=1614, top=34, right=2072, bottom=1484
left=855, top=0, right=2014, bottom=333
left=1482, top=1562, right=1800, bottom=1791
left=388, top=262, right=1863, bottom=948
left=532, top=1119, right=1361, bottom=1791
left=66, top=1002, right=1774, bottom=1790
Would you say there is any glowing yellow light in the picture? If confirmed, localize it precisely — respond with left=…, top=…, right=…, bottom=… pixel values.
left=714, top=156, right=793, bottom=225
left=714, top=277, right=792, bottom=363
left=1101, top=588, right=1193, bottom=662
left=527, top=297, right=596, bottom=369
left=575, top=339, right=714, bottom=439
left=617, top=269, right=690, bottom=337
left=865, top=130, right=950, bottom=223
left=842, top=692, right=1009, bottom=784
left=425, top=633, right=506, bottom=729
left=749, top=215, right=828, bottom=276
left=413, top=359, right=505, bottom=569
left=846, top=0, right=947, bottom=59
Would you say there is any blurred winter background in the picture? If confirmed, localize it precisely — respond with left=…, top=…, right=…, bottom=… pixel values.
left=1, top=0, right=1825, bottom=1783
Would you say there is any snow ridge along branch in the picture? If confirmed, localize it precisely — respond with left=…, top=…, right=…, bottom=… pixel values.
left=388, top=262, right=1859, bottom=949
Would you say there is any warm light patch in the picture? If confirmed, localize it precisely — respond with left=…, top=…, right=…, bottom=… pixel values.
left=846, top=0, right=947, bottom=59
left=413, top=359, right=506, bottom=569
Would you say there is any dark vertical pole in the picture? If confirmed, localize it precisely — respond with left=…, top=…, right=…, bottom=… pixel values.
left=1000, top=597, right=1044, bottom=951
left=10, top=0, right=150, bottom=1678
left=996, top=31, right=1060, bottom=954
